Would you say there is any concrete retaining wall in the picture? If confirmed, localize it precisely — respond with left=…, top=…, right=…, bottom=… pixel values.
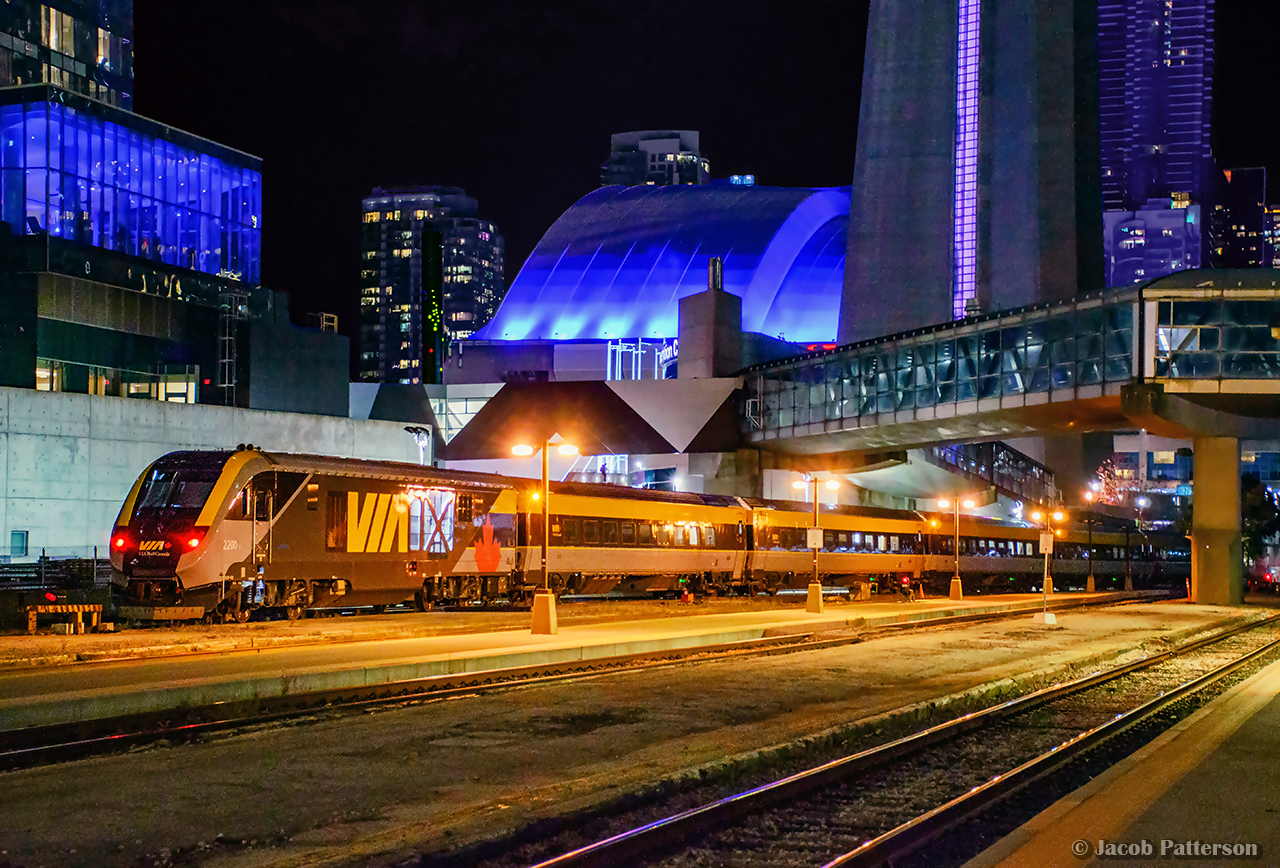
left=0, top=387, right=419, bottom=556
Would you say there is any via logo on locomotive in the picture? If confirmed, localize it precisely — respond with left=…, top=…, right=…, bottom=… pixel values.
left=343, top=488, right=460, bottom=555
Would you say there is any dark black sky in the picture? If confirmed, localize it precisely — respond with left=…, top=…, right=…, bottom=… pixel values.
left=132, top=1, right=1276, bottom=358
left=132, top=0, right=867, bottom=353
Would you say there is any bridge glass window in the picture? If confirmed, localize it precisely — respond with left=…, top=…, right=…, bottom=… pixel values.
left=563, top=518, right=579, bottom=544
left=583, top=519, right=599, bottom=544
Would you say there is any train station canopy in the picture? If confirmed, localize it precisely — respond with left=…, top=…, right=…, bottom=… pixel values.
left=475, top=183, right=850, bottom=345
left=443, top=379, right=741, bottom=459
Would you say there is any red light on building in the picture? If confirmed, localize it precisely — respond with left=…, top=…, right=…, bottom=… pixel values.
left=203, top=378, right=211, bottom=385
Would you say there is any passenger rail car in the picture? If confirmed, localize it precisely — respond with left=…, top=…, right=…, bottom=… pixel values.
left=111, top=449, right=1191, bottom=620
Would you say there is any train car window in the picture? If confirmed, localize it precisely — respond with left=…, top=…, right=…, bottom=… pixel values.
left=583, top=520, right=600, bottom=544
left=326, top=492, right=347, bottom=551
left=255, top=490, right=272, bottom=522
left=838, top=532, right=849, bottom=551
left=852, top=532, right=862, bottom=548
left=655, top=524, right=671, bottom=546
left=563, top=519, right=579, bottom=544
left=687, top=525, right=699, bottom=546
left=638, top=522, right=653, bottom=545
left=621, top=522, right=635, bottom=544
left=674, top=525, right=686, bottom=546
left=306, top=483, right=319, bottom=510
left=824, top=530, right=835, bottom=548
left=705, top=525, right=715, bottom=547
left=877, top=534, right=887, bottom=552
left=457, top=493, right=474, bottom=523
left=602, top=521, right=618, bottom=544
left=889, top=535, right=899, bottom=553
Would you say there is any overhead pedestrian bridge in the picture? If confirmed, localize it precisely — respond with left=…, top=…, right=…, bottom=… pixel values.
left=741, top=269, right=1280, bottom=607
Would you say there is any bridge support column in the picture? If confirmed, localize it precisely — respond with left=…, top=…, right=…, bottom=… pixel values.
left=1191, top=437, right=1243, bottom=606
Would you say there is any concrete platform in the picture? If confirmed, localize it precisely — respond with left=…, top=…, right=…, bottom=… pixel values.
left=0, top=601, right=1261, bottom=868
left=965, top=656, right=1280, bottom=867
left=0, top=593, right=1145, bottom=731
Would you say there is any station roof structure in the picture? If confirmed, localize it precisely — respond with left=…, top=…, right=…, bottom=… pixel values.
left=475, top=183, right=850, bottom=344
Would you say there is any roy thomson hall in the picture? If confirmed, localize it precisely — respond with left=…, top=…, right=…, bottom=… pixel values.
left=0, top=84, right=350, bottom=413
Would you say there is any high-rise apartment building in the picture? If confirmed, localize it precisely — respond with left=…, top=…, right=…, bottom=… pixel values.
left=360, top=186, right=504, bottom=384
left=601, top=130, right=710, bottom=187
left=840, top=2, right=1102, bottom=343
left=1210, top=168, right=1267, bottom=268
left=0, top=1, right=133, bottom=108
left=1098, top=0, right=1215, bottom=285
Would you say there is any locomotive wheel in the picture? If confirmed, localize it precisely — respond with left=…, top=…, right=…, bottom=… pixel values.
left=414, top=590, right=434, bottom=612
left=286, top=605, right=304, bottom=621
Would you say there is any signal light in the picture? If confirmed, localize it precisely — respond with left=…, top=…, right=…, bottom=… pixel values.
left=183, top=528, right=208, bottom=550
left=112, top=534, right=127, bottom=549
left=45, top=591, right=57, bottom=602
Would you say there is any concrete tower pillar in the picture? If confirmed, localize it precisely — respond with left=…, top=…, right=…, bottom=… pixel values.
left=1190, top=437, right=1243, bottom=606
left=678, top=257, right=742, bottom=379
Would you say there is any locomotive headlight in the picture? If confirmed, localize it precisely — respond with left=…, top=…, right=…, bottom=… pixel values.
left=183, top=528, right=208, bottom=550
left=112, top=533, right=128, bottom=549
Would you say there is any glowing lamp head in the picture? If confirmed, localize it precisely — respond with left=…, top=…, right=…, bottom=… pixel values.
left=930, top=519, right=939, bottom=527
left=1084, top=490, right=1094, bottom=503
left=962, top=499, right=976, bottom=509
left=793, top=480, right=807, bottom=491
left=937, top=498, right=951, bottom=509
left=1031, top=510, right=1043, bottom=522
left=1136, top=496, right=1151, bottom=508
left=1052, top=511, right=1064, bottom=522
left=825, top=479, right=840, bottom=491
left=530, top=491, right=540, bottom=501
left=511, top=444, right=534, bottom=457
left=557, top=443, right=578, bottom=456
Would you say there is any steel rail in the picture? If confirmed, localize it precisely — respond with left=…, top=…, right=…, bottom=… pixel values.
left=524, top=612, right=1280, bottom=868
left=823, top=631, right=1280, bottom=867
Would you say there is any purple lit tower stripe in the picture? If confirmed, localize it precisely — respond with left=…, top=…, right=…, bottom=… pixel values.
left=952, top=0, right=981, bottom=319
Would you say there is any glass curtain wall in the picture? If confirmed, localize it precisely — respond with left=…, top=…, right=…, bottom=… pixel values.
left=0, top=99, right=261, bottom=283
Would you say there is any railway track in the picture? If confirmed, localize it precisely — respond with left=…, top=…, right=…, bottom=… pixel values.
left=443, top=613, right=1280, bottom=868
left=0, top=595, right=1145, bottom=772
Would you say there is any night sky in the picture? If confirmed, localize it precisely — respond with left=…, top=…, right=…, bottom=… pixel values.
left=133, top=1, right=1277, bottom=366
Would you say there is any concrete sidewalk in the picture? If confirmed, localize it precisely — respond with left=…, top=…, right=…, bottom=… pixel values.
left=1, top=592, right=1148, bottom=731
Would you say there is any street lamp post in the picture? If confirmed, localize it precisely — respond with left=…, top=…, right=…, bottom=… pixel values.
left=794, top=475, right=840, bottom=613
left=937, top=496, right=976, bottom=600
left=513, top=436, right=578, bottom=635
left=1030, top=508, right=1064, bottom=624
left=1083, top=490, right=1096, bottom=593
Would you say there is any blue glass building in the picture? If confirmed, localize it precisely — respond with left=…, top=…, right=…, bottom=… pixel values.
left=0, top=85, right=261, bottom=284
left=477, top=183, right=849, bottom=345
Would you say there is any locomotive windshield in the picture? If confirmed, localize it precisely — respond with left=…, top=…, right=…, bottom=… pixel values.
left=135, top=467, right=220, bottom=518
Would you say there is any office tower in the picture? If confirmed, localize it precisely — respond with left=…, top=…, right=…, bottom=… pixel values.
left=1097, top=0, right=1215, bottom=285
left=360, top=187, right=504, bottom=384
left=601, top=130, right=710, bottom=187
left=839, top=1, right=1103, bottom=344
left=1098, top=0, right=1214, bottom=211
left=1210, top=168, right=1267, bottom=268
left=0, top=1, right=133, bottom=108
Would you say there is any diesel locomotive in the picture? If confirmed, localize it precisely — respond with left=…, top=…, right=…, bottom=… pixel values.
left=110, top=448, right=1190, bottom=621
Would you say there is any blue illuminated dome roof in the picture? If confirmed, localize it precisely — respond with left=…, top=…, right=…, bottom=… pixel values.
left=476, top=183, right=849, bottom=344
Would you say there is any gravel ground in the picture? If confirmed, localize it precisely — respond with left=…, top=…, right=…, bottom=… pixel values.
left=0, top=603, right=1261, bottom=868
